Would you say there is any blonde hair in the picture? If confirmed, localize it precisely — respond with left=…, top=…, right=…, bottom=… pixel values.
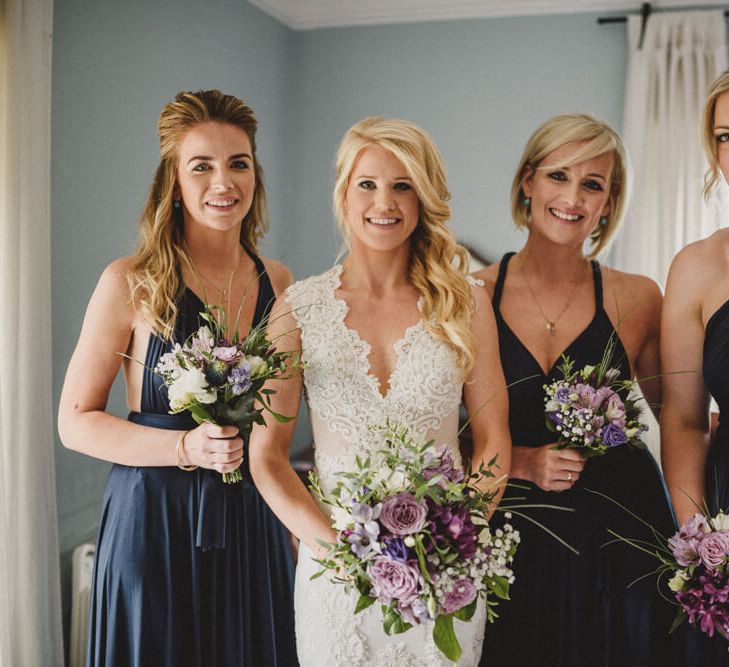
left=128, top=90, right=268, bottom=340
left=702, top=69, right=729, bottom=198
left=511, top=113, right=629, bottom=259
left=333, top=117, right=476, bottom=374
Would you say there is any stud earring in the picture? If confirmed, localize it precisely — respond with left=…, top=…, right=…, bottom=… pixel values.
left=599, top=216, right=608, bottom=226
left=524, top=197, right=531, bottom=209
left=173, top=200, right=181, bottom=209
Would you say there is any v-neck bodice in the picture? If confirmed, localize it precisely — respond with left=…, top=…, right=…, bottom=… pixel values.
left=285, top=265, right=464, bottom=496
left=492, top=252, right=631, bottom=447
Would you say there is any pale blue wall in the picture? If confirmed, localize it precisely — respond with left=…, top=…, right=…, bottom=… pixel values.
left=285, top=14, right=627, bottom=278
left=51, top=0, right=629, bottom=653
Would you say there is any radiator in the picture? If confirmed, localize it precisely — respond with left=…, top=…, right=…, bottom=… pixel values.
left=69, top=543, right=95, bottom=667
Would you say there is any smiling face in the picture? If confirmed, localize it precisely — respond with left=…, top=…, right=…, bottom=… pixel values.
left=713, top=91, right=729, bottom=183
left=344, top=145, right=420, bottom=255
left=175, top=121, right=255, bottom=233
left=522, top=141, right=614, bottom=250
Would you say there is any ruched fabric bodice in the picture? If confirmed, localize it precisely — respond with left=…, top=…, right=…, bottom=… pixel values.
left=87, top=249, right=298, bottom=667
left=481, top=252, right=680, bottom=667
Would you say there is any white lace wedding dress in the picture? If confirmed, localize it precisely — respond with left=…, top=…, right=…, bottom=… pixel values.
left=287, top=266, right=486, bottom=667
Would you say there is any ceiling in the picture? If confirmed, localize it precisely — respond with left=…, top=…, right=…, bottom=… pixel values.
left=248, top=0, right=721, bottom=30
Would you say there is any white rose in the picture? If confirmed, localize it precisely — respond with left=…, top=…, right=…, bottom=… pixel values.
left=168, top=367, right=216, bottom=411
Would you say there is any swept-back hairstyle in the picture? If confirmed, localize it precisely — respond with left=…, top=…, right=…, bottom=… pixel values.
left=702, top=69, right=729, bottom=198
left=128, top=89, right=268, bottom=340
left=511, top=113, right=629, bottom=259
left=333, top=117, right=476, bottom=374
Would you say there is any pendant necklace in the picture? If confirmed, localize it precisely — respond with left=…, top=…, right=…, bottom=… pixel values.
left=520, top=255, right=584, bottom=336
left=188, top=248, right=244, bottom=302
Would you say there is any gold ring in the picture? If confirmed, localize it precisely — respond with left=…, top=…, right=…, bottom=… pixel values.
left=567, top=471, right=573, bottom=482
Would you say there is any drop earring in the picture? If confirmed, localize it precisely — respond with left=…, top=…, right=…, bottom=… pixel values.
left=524, top=197, right=531, bottom=209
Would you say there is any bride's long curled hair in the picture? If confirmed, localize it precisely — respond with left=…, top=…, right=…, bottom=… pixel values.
left=128, top=90, right=268, bottom=340
left=333, top=117, right=476, bottom=375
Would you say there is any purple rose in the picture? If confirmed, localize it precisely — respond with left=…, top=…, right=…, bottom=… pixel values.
left=367, top=556, right=421, bottom=605
left=380, top=493, right=428, bottom=535
left=555, top=385, right=571, bottom=403
left=601, top=423, right=627, bottom=448
left=604, top=394, right=627, bottom=427
left=441, top=578, right=477, bottom=614
left=698, top=531, right=729, bottom=571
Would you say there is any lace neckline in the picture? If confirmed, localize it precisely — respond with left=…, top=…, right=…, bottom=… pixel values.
left=328, top=264, right=425, bottom=400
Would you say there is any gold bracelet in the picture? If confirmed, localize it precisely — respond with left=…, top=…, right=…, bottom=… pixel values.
left=175, top=430, right=198, bottom=471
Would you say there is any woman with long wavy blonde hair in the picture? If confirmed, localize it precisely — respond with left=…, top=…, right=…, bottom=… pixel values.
left=249, top=116, right=511, bottom=665
left=473, top=113, right=680, bottom=666
left=58, top=90, right=297, bottom=666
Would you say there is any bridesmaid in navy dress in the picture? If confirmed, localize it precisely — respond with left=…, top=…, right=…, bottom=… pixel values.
left=58, top=90, right=297, bottom=666
left=473, top=114, right=680, bottom=666
left=662, top=69, right=729, bottom=664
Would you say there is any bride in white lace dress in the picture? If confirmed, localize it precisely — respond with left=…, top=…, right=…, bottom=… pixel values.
left=250, top=117, right=511, bottom=666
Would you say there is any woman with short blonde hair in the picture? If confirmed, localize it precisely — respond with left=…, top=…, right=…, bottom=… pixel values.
left=474, top=113, right=679, bottom=666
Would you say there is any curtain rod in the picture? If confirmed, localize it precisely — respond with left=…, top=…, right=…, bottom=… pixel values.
left=597, top=3, right=729, bottom=49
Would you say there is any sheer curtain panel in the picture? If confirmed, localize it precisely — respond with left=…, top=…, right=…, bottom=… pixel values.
left=0, top=0, right=63, bottom=665
left=612, top=10, right=727, bottom=286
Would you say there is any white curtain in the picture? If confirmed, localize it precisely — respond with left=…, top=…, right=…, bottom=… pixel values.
left=611, top=10, right=727, bottom=466
left=0, top=1, right=63, bottom=665
left=612, top=10, right=727, bottom=286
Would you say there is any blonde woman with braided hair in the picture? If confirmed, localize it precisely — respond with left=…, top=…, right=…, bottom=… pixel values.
left=249, top=117, right=511, bottom=665
left=473, top=113, right=679, bottom=666
left=58, top=90, right=297, bottom=666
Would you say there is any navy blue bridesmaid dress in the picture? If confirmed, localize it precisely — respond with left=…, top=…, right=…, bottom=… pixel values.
left=480, top=253, right=681, bottom=666
left=684, top=298, right=729, bottom=664
left=86, top=250, right=298, bottom=667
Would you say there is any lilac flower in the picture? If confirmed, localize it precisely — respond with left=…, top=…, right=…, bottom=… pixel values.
left=383, top=537, right=409, bottom=562
left=423, top=448, right=465, bottom=488
left=669, top=514, right=709, bottom=566
left=601, top=423, right=627, bottom=448
left=348, top=522, right=381, bottom=559
left=575, top=383, right=596, bottom=409
left=441, top=578, right=477, bottom=614
left=697, top=531, right=729, bottom=571
left=214, top=345, right=242, bottom=363
left=380, top=493, right=428, bottom=536
left=604, top=394, right=627, bottom=427
left=228, top=363, right=252, bottom=395
left=397, top=598, right=431, bottom=625
left=367, top=556, right=421, bottom=605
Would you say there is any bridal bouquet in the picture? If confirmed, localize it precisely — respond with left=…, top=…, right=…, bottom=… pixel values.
left=543, top=340, right=647, bottom=459
left=309, top=424, right=519, bottom=662
left=155, top=305, right=301, bottom=482
left=665, top=511, right=729, bottom=640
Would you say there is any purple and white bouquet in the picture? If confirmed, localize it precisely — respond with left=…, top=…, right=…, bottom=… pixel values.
left=309, top=424, right=519, bottom=662
left=155, top=306, right=302, bottom=482
left=544, top=352, right=647, bottom=459
left=665, top=511, right=729, bottom=640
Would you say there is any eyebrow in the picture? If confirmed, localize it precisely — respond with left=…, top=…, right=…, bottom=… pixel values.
left=714, top=125, right=729, bottom=131
left=187, top=152, right=252, bottom=165
left=355, top=174, right=411, bottom=180
left=540, top=164, right=608, bottom=180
